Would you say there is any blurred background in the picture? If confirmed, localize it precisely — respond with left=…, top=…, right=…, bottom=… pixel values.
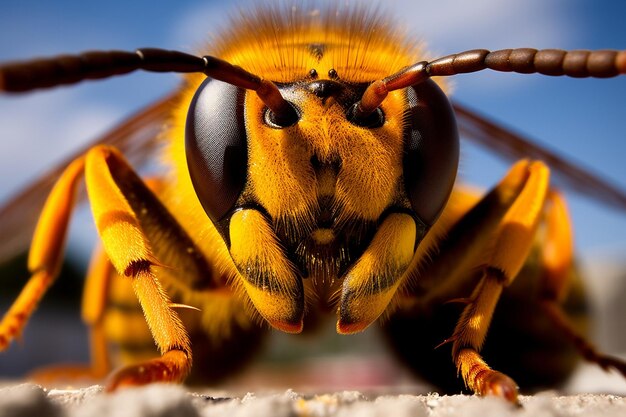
left=0, top=0, right=625, bottom=393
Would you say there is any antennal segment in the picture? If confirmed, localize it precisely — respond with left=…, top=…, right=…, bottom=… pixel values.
left=0, top=48, right=298, bottom=126
left=0, top=49, right=206, bottom=92
left=427, top=48, right=626, bottom=78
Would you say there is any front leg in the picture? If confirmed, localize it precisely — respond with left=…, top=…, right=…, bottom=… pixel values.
left=386, top=160, right=551, bottom=402
left=85, top=145, right=195, bottom=390
left=450, top=160, right=550, bottom=402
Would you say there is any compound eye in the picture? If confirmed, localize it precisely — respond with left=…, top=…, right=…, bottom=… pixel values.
left=403, top=79, right=460, bottom=226
left=185, top=78, right=248, bottom=224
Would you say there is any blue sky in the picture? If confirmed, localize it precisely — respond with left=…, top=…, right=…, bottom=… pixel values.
left=0, top=0, right=625, bottom=263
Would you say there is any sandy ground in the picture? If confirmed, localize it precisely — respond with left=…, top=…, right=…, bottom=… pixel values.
left=1, top=383, right=626, bottom=417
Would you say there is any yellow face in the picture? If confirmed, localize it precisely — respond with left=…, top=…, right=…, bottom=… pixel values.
left=173, top=7, right=459, bottom=332
left=242, top=74, right=408, bottom=269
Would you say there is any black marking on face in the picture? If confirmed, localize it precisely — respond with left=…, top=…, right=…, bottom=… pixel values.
left=307, top=43, right=326, bottom=61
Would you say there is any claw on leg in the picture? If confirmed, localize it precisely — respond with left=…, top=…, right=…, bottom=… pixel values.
left=105, top=349, right=190, bottom=392
left=457, top=348, right=519, bottom=403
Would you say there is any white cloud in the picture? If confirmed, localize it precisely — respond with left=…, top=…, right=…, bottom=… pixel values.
left=390, top=0, right=573, bottom=50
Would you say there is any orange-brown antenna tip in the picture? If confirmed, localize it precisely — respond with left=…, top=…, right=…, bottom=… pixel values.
left=357, top=80, right=388, bottom=116
left=256, top=79, right=299, bottom=126
left=617, top=51, right=626, bottom=74
left=351, top=61, right=430, bottom=122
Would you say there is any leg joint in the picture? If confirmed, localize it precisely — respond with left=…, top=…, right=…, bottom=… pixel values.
left=123, top=259, right=152, bottom=278
left=485, top=266, right=508, bottom=284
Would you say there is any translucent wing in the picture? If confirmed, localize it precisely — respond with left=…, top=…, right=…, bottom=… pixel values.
left=0, top=90, right=180, bottom=264
left=453, top=102, right=626, bottom=211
